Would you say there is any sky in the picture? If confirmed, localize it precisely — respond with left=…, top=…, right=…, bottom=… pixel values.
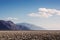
left=0, top=0, right=60, bottom=30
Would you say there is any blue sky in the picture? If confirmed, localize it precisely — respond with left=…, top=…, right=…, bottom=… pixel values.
left=0, top=0, right=60, bottom=30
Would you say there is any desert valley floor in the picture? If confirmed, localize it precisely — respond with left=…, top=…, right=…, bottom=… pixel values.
left=0, top=30, right=60, bottom=40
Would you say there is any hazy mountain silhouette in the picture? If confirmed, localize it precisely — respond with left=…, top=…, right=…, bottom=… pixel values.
left=0, top=20, right=45, bottom=30
left=16, top=23, right=45, bottom=30
left=0, top=20, right=30, bottom=30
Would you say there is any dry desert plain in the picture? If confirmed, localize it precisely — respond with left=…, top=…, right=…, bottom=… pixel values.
left=0, top=30, right=60, bottom=40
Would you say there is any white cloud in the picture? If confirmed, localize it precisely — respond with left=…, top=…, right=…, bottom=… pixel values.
left=6, top=17, right=18, bottom=20
left=28, top=13, right=40, bottom=17
left=28, top=8, right=60, bottom=18
left=5, top=17, right=20, bottom=23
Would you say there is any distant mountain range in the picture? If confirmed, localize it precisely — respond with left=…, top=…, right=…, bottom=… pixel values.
left=0, top=20, right=45, bottom=30
left=17, top=23, right=45, bottom=30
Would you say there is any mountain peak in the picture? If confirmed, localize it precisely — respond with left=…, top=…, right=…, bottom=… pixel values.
left=0, top=20, right=30, bottom=30
left=17, top=23, right=45, bottom=30
left=0, top=20, right=45, bottom=30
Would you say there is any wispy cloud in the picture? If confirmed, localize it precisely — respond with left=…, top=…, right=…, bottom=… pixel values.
left=6, top=17, right=19, bottom=21
left=28, top=8, right=60, bottom=18
left=5, top=17, right=20, bottom=23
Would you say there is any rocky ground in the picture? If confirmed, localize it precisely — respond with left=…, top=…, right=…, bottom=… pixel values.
left=0, top=31, right=60, bottom=40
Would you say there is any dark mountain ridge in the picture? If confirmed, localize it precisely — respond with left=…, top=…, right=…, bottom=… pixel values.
left=0, top=20, right=45, bottom=30
left=0, top=20, right=17, bottom=30
left=0, top=20, right=30, bottom=30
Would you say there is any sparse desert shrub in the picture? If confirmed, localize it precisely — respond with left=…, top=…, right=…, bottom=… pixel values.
left=0, top=31, right=60, bottom=40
